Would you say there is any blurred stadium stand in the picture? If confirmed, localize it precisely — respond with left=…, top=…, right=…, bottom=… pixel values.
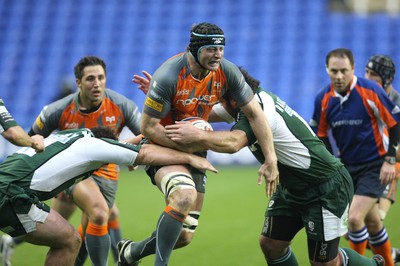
left=0, top=0, right=399, bottom=163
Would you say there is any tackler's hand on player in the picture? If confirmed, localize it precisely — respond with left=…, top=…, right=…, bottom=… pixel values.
left=188, top=153, right=218, bottom=173
left=31, top=134, right=45, bottom=153
left=165, top=121, right=201, bottom=144
left=132, top=70, right=152, bottom=95
left=257, top=157, right=279, bottom=197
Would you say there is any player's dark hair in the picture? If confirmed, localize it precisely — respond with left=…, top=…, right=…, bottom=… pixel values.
left=74, top=56, right=107, bottom=80
left=238, top=67, right=260, bottom=93
left=325, top=48, right=354, bottom=67
left=90, top=126, right=117, bottom=140
left=366, top=55, right=395, bottom=88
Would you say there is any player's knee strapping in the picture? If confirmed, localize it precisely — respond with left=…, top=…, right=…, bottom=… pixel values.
left=160, top=172, right=196, bottom=198
left=183, top=211, right=200, bottom=233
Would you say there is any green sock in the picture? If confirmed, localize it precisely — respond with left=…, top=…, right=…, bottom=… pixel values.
left=267, top=247, right=298, bottom=266
left=340, top=248, right=379, bottom=265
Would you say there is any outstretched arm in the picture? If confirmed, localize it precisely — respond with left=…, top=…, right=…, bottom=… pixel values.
left=136, top=143, right=218, bottom=173
left=165, top=121, right=247, bottom=153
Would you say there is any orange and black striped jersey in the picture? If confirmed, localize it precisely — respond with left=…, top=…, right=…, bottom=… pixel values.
left=143, top=52, right=254, bottom=126
left=31, top=89, right=141, bottom=180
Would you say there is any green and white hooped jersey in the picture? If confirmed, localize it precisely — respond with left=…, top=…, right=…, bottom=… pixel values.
left=0, top=128, right=140, bottom=200
left=232, top=89, right=343, bottom=192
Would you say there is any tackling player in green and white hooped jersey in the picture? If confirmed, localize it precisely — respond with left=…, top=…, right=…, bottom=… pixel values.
left=0, top=127, right=216, bottom=266
left=233, top=89, right=344, bottom=192
left=0, top=128, right=140, bottom=203
left=164, top=67, right=384, bottom=265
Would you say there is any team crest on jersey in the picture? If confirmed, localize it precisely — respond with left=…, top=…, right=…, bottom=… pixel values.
left=213, top=81, right=222, bottom=92
left=106, top=116, right=116, bottom=123
left=308, top=221, right=315, bottom=232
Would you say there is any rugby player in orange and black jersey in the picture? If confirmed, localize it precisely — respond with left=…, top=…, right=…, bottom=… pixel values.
left=117, top=22, right=278, bottom=266
left=30, top=89, right=141, bottom=180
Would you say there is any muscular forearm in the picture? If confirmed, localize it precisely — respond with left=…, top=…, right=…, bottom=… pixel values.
left=136, top=144, right=217, bottom=173
left=2, top=126, right=35, bottom=147
left=143, top=122, right=186, bottom=150
left=197, top=130, right=247, bottom=153
left=246, top=107, right=276, bottom=164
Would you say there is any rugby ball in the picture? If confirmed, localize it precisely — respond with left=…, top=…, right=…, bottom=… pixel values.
left=181, top=117, right=213, bottom=131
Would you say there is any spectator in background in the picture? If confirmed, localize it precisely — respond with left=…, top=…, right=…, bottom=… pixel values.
left=310, top=48, right=400, bottom=265
left=365, top=54, right=400, bottom=263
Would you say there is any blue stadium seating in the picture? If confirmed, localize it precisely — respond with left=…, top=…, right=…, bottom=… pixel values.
left=0, top=0, right=400, bottom=127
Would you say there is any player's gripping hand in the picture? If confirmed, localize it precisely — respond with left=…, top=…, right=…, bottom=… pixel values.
left=31, top=134, right=45, bottom=152
left=257, top=159, right=279, bottom=197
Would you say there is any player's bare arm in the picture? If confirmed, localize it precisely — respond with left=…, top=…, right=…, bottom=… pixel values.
left=240, top=98, right=279, bottom=196
left=165, top=122, right=247, bottom=153
left=3, top=126, right=45, bottom=152
left=136, top=143, right=217, bottom=173
left=141, top=112, right=193, bottom=152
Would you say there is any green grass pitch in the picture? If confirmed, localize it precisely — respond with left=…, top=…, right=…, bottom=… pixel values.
left=4, top=166, right=400, bottom=265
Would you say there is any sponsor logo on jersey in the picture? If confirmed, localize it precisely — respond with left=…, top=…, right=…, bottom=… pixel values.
left=145, top=97, right=163, bottom=112
left=64, top=122, right=80, bottom=129
left=177, top=89, right=190, bottom=96
left=176, top=95, right=217, bottom=107
left=331, top=119, right=363, bottom=127
left=35, top=116, right=45, bottom=130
